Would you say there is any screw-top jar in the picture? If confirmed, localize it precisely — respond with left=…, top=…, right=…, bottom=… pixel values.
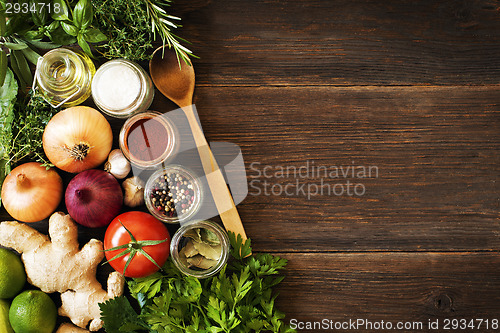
left=92, top=59, right=154, bottom=118
left=170, top=220, right=230, bottom=278
left=144, top=165, right=203, bottom=224
left=35, top=48, right=95, bottom=107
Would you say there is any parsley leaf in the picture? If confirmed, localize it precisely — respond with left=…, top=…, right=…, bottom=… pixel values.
left=99, top=296, right=144, bottom=333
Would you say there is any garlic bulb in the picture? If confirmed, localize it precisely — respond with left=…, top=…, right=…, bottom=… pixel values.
left=104, top=149, right=131, bottom=179
left=122, top=176, right=145, bottom=207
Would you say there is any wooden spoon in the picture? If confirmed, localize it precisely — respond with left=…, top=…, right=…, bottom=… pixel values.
left=150, top=47, right=247, bottom=240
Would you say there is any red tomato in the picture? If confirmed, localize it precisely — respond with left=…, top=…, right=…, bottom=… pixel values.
left=104, top=211, right=170, bottom=278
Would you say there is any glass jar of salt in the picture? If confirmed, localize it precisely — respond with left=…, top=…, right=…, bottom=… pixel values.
left=91, top=59, right=154, bottom=118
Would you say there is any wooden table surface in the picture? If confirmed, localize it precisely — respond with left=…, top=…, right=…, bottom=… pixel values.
left=172, top=0, right=500, bottom=331
left=2, top=0, right=499, bottom=332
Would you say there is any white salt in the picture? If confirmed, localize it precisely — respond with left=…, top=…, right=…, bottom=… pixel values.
left=94, top=64, right=141, bottom=111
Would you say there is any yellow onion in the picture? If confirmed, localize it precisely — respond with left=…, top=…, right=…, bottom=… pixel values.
left=43, top=106, right=113, bottom=173
left=1, top=162, right=63, bottom=222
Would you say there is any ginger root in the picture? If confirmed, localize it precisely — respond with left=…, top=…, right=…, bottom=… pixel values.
left=0, top=212, right=125, bottom=331
left=56, top=323, right=90, bottom=333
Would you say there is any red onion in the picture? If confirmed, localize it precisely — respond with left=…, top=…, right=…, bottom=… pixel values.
left=65, top=169, right=123, bottom=228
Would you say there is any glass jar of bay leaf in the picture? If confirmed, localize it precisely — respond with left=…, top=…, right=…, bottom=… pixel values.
left=170, top=220, right=230, bottom=278
left=35, top=48, right=95, bottom=107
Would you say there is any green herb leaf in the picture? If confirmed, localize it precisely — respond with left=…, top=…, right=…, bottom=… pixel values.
left=5, top=16, right=29, bottom=37
left=11, top=50, right=32, bottom=87
left=228, top=232, right=252, bottom=260
left=170, top=275, right=203, bottom=304
left=51, top=0, right=70, bottom=21
left=2, top=42, right=28, bottom=50
left=26, top=39, right=61, bottom=50
left=77, top=32, right=92, bottom=57
left=129, top=273, right=164, bottom=299
left=82, top=27, right=107, bottom=43
left=48, top=26, right=77, bottom=45
left=10, top=52, right=27, bottom=90
left=99, top=296, right=141, bottom=333
left=24, top=29, right=44, bottom=40
left=45, top=20, right=60, bottom=33
left=0, top=50, right=7, bottom=87
left=0, top=5, right=7, bottom=37
left=21, top=47, right=41, bottom=65
left=60, top=21, right=78, bottom=36
left=30, top=0, right=48, bottom=26
left=73, top=0, right=93, bottom=29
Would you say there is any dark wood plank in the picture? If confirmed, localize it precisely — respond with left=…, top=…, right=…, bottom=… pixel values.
left=276, top=252, right=500, bottom=332
left=174, top=0, right=500, bottom=86
left=188, top=85, right=500, bottom=252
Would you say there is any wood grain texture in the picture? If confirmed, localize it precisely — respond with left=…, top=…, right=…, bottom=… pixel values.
left=276, top=252, right=500, bottom=332
left=174, top=0, right=500, bottom=86
left=188, top=85, right=500, bottom=252
left=0, top=0, right=499, bottom=330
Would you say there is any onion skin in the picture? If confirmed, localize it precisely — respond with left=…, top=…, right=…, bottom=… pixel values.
left=1, top=162, right=63, bottom=222
left=43, top=106, right=113, bottom=173
left=65, top=169, right=123, bottom=228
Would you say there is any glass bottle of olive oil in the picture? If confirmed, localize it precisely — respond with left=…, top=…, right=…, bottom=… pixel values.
left=35, top=48, right=95, bottom=107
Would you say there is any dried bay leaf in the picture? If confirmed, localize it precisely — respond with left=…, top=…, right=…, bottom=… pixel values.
left=201, top=228, right=220, bottom=245
left=183, top=228, right=202, bottom=242
left=193, top=241, right=222, bottom=261
left=180, top=226, right=223, bottom=270
left=187, top=255, right=216, bottom=270
left=183, top=239, right=199, bottom=258
left=178, top=246, right=190, bottom=267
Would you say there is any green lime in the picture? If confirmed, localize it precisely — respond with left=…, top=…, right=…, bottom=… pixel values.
left=0, top=299, right=14, bottom=333
left=0, top=248, right=26, bottom=298
left=9, top=290, right=57, bottom=333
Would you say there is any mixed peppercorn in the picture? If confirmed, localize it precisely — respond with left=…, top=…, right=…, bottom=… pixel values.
left=149, top=171, right=196, bottom=219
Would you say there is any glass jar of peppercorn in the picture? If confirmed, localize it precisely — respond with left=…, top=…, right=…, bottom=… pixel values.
left=144, top=165, right=202, bottom=223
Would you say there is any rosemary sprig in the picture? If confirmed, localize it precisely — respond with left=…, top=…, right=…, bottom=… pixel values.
left=144, top=0, right=196, bottom=66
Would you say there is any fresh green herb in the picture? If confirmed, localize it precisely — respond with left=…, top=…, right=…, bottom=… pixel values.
left=144, top=0, right=195, bottom=65
left=92, top=0, right=194, bottom=64
left=0, top=68, right=18, bottom=206
left=0, top=0, right=106, bottom=89
left=99, top=232, right=296, bottom=333
left=8, top=90, right=58, bottom=167
left=91, top=0, right=153, bottom=61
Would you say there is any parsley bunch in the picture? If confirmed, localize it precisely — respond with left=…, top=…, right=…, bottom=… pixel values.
left=100, top=232, right=296, bottom=333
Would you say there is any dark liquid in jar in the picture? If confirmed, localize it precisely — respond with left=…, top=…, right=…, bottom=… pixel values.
left=126, top=117, right=169, bottom=162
